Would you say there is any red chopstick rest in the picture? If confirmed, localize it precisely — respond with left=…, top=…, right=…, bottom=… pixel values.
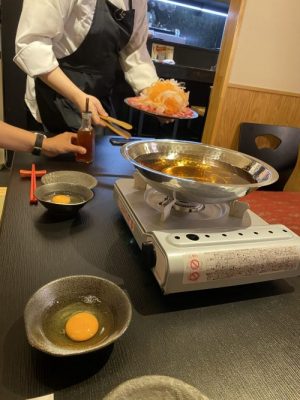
left=19, top=164, right=47, bottom=204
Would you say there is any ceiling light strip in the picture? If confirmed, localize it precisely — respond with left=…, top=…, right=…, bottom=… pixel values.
left=155, top=0, right=228, bottom=17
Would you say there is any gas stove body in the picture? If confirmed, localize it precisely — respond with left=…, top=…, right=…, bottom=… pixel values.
left=114, top=177, right=300, bottom=294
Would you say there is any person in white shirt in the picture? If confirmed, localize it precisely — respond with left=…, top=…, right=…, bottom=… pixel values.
left=14, top=0, right=158, bottom=134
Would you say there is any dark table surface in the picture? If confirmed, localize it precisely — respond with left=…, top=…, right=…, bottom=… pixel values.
left=0, top=136, right=299, bottom=400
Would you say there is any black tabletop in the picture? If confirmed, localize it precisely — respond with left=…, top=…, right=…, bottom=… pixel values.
left=0, top=136, right=299, bottom=400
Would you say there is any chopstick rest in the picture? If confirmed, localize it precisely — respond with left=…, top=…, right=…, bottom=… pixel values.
left=19, top=164, right=47, bottom=204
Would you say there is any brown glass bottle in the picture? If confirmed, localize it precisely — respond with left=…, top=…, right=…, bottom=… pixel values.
left=76, top=111, right=94, bottom=164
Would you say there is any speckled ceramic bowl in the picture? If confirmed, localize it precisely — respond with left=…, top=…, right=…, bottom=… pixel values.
left=35, top=182, right=94, bottom=215
left=24, top=275, right=132, bottom=356
left=41, top=170, right=97, bottom=190
left=103, top=376, right=210, bottom=399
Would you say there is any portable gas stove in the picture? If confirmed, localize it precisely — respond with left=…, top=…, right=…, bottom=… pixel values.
left=114, top=175, right=300, bottom=294
left=115, top=139, right=300, bottom=294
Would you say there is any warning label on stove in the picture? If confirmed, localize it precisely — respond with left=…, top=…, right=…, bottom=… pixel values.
left=183, top=246, right=300, bottom=284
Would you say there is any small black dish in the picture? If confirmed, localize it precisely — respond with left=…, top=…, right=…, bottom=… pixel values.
left=35, top=182, right=94, bottom=215
left=24, top=275, right=132, bottom=356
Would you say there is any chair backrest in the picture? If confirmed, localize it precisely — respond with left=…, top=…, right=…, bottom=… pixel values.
left=238, top=122, right=300, bottom=190
left=284, top=144, right=300, bottom=192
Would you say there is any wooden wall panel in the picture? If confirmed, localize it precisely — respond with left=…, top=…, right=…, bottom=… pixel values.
left=204, top=85, right=300, bottom=150
left=202, top=0, right=246, bottom=144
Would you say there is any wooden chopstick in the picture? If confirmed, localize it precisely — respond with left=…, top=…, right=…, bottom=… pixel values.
left=101, top=120, right=132, bottom=139
left=99, top=115, right=133, bottom=130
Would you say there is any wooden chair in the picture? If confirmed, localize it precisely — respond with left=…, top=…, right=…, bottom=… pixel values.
left=238, top=123, right=300, bottom=190
left=284, top=145, right=300, bottom=191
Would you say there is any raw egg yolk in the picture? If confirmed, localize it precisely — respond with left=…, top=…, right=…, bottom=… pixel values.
left=52, top=194, right=71, bottom=204
left=65, top=312, right=99, bottom=341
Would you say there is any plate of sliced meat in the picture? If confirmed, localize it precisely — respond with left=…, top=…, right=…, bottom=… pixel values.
left=124, top=79, right=198, bottom=119
left=125, top=97, right=198, bottom=119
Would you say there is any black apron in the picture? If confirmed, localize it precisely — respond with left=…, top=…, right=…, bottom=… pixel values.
left=35, top=0, right=135, bottom=134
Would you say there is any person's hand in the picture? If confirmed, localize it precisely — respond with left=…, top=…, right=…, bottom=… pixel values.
left=42, top=132, right=87, bottom=157
left=75, top=93, right=108, bottom=126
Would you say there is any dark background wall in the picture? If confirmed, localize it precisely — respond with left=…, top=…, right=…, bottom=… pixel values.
left=1, top=0, right=28, bottom=128
left=147, top=39, right=219, bottom=69
left=148, top=0, right=227, bottom=49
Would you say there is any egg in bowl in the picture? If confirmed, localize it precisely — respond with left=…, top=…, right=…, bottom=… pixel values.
left=24, top=275, right=132, bottom=356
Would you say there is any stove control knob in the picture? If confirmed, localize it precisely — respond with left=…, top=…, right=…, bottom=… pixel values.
left=142, top=242, right=156, bottom=269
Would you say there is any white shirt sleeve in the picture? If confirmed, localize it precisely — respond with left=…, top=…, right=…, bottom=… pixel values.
left=119, top=0, right=158, bottom=94
left=14, top=0, right=76, bottom=77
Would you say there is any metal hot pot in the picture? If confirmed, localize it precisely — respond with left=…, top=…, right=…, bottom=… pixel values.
left=121, top=139, right=279, bottom=204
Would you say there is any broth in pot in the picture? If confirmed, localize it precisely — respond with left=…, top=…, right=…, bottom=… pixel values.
left=136, top=154, right=255, bottom=185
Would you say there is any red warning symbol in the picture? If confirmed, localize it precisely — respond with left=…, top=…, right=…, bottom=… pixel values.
left=190, top=258, right=200, bottom=270
left=189, top=271, right=200, bottom=281
left=186, top=255, right=201, bottom=282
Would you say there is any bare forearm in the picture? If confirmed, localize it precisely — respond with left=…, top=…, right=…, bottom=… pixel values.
left=0, top=121, right=36, bottom=152
left=39, top=67, right=107, bottom=124
left=39, top=67, right=83, bottom=105
left=0, top=121, right=86, bottom=157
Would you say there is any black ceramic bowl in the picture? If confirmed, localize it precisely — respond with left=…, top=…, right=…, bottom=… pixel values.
left=35, top=182, right=94, bottom=215
left=24, top=275, right=132, bottom=356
